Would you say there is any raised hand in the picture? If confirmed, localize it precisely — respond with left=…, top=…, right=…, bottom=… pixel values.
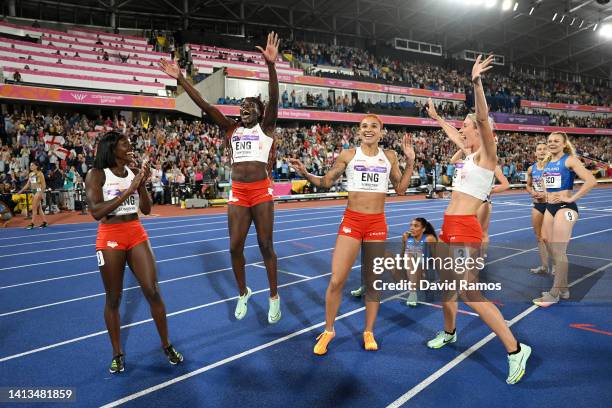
left=256, top=32, right=280, bottom=65
left=401, top=133, right=415, bottom=164
left=139, top=157, right=151, bottom=188
left=128, top=171, right=145, bottom=194
left=426, top=98, right=440, bottom=120
left=287, top=158, right=307, bottom=177
left=471, top=54, right=494, bottom=83
left=159, top=58, right=181, bottom=79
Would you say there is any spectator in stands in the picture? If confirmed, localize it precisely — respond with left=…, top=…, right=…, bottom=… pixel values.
left=74, top=52, right=80, bottom=57
left=32, top=20, right=40, bottom=28
left=13, top=71, right=21, bottom=83
left=103, top=51, right=109, bottom=61
left=57, top=59, right=62, bottom=64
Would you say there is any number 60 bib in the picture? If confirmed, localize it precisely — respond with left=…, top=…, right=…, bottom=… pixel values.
left=544, top=172, right=561, bottom=189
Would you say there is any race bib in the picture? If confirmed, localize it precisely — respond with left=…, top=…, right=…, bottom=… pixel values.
left=96, top=250, right=105, bottom=267
left=352, top=164, right=388, bottom=192
left=114, top=194, right=138, bottom=215
left=544, top=173, right=561, bottom=189
left=533, top=177, right=545, bottom=192
left=233, top=137, right=259, bottom=158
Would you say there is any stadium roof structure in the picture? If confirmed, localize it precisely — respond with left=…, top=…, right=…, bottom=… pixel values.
left=9, top=0, right=612, bottom=78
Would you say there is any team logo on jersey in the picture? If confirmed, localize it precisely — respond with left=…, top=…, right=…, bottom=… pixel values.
left=107, top=241, right=118, bottom=248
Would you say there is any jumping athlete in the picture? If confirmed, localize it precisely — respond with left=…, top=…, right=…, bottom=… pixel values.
left=85, top=131, right=183, bottom=374
left=289, top=115, right=415, bottom=355
left=428, top=101, right=509, bottom=255
left=159, top=32, right=281, bottom=323
left=428, top=55, right=531, bottom=385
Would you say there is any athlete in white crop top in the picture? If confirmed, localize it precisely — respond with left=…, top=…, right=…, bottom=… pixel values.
left=289, top=114, right=415, bottom=355
left=448, top=143, right=509, bottom=256
left=426, top=56, right=531, bottom=384
left=160, top=32, right=282, bottom=324
left=86, top=131, right=183, bottom=373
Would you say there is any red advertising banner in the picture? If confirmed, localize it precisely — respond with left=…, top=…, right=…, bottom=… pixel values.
left=214, top=105, right=612, bottom=135
left=0, top=84, right=176, bottom=110
left=521, top=99, right=612, bottom=114
left=225, top=68, right=466, bottom=101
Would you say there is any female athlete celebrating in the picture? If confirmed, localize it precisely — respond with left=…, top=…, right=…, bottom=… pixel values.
left=85, top=131, right=183, bottom=373
left=18, top=162, right=48, bottom=229
left=160, top=32, right=281, bottom=323
left=428, top=101, right=509, bottom=255
left=533, top=132, right=596, bottom=306
left=526, top=142, right=550, bottom=274
left=289, top=115, right=415, bottom=355
left=428, top=56, right=531, bottom=385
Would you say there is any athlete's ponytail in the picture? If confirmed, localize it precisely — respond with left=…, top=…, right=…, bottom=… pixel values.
left=415, top=217, right=437, bottom=239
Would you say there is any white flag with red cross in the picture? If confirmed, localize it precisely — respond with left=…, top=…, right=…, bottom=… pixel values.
left=43, top=135, right=69, bottom=160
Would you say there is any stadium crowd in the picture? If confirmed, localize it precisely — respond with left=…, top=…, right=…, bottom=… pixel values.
left=282, top=40, right=610, bottom=109
left=0, top=110, right=610, bottom=208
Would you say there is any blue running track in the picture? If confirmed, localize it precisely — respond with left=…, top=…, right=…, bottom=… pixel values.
left=1, top=189, right=611, bottom=407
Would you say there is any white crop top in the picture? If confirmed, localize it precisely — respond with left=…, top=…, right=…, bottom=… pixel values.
left=452, top=153, right=494, bottom=201
left=230, top=124, right=274, bottom=164
left=102, top=166, right=139, bottom=216
left=345, top=147, right=392, bottom=193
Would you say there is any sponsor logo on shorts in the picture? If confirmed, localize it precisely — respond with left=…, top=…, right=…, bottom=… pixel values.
left=342, top=226, right=352, bottom=234
left=268, top=188, right=274, bottom=196
left=107, top=241, right=118, bottom=248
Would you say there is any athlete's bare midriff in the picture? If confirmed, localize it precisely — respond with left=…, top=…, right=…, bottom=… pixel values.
left=231, top=161, right=269, bottom=183
left=546, top=190, right=573, bottom=204
left=446, top=191, right=485, bottom=215
left=346, top=191, right=387, bottom=214
left=101, top=213, right=139, bottom=224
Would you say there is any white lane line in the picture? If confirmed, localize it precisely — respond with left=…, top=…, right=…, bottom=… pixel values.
left=2, top=217, right=610, bottom=369
left=0, top=270, right=100, bottom=290
left=101, top=260, right=612, bottom=407
left=0, top=212, right=533, bottom=308
left=0, top=203, right=455, bottom=255
left=386, top=304, right=540, bottom=408
left=386, top=259, right=612, bottom=407
left=252, top=263, right=310, bottom=279
left=488, top=244, right=612, bottom=261
left=0, top=198, right=451, bottom=242
left=99, top=288, right=408, bottom=408
left=0, top=207, right=529, bottom=272
left=0, top=247, right=335, bottom=317
left=0, top=264, right=352, bottom=363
